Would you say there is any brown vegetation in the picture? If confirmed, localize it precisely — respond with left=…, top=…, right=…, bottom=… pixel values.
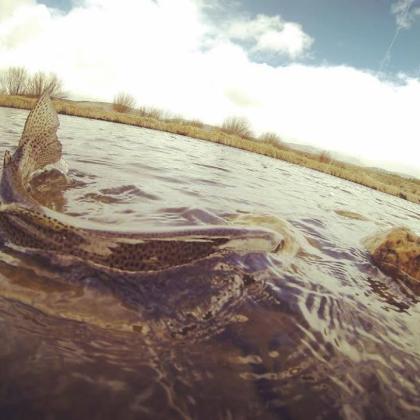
left=136, top=106, right=164, bottom=119
left=0, top=93, right=419, bottom=205
left=0, top=67, right=29, bottom=96
left=0, top=67, right=65, bottom=98
left=259, top=132, right=283, bottom=147
left=221, top=116, right=253, bottom=139
left=318, top=151, right=332, bottom=164
left=112, top=92, right=136, bottom=112
left=26, top=71, right=66, bottom=98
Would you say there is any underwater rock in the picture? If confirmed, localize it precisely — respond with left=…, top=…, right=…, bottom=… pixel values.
left=365, top=228, right=420, bottom=283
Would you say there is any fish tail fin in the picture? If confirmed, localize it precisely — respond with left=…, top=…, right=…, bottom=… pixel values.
left=14, top=91, right=62, bottom=184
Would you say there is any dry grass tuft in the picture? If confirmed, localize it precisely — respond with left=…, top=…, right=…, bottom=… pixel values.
left=112, top=92, right=136, bottom=113
left=318, top=151, right=332, bottom=164
left=259, top=132, right=283, bottom=147
left=188, top=119, right=205, bottom=128
left=136, top=106, right=165, bottom=120
left=221, top=116, right=253, bottom=139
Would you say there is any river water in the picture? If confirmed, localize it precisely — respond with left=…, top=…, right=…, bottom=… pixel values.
left=0, top=107, right=419, bottom=419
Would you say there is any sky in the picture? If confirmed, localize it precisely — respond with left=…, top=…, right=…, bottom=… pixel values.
left=1, top=0, right=420, bottom=177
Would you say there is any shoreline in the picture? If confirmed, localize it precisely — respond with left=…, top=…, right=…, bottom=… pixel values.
left=1, top=94, right=419, bottom=204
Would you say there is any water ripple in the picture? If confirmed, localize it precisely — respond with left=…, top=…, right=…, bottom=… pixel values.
left=0, top=107, right=419, bottom=419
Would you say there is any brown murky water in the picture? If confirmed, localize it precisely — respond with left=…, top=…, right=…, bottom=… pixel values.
left=0, top=107, right=420, bottom=420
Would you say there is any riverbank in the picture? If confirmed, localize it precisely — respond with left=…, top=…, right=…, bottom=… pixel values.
left=1, top=94, right=419, bottom=204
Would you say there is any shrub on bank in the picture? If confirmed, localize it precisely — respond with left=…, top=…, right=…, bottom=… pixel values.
left=221, top=116, right=253, bottom=139
left=259, top=132, right=283, bottom=147
left=113, top=92, right=136, bottom=113
left=0, top=67, right=66, bottom=98
left=0, top=67, right=29, bottom=96
left=26, top=71, right=66, bottom=99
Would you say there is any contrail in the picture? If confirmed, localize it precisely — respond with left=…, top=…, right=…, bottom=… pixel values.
left=379, top=27, right=401, bottom=71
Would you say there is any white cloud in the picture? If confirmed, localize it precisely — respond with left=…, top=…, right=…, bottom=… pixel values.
left=227, top=14, right=313, bottom=58
left=0, top=0, right=419, bottom=177
left=0, top=0, right=34, bottom=21
left=0, top=1, right=50, bottom=49
left=391, top=0, right=420, bottom=29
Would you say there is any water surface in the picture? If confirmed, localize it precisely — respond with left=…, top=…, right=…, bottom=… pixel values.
left=0, top=107, right=420, bottom=419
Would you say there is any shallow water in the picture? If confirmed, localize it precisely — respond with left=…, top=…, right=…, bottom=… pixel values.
left=0, top=107, right=420, bottom=419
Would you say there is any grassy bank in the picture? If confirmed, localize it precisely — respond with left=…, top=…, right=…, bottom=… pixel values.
left=1, top=94, right=419, bottom=204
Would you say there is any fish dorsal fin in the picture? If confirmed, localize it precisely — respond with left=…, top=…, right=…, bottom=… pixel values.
left=15, top=91, right=62, bottom=184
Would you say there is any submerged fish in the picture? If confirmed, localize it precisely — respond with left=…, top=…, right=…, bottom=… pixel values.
left=0, top=93, right=281, bottom=274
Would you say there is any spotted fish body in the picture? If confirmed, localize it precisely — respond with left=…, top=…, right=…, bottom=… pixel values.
left=0, top=93, right=280, bottom=274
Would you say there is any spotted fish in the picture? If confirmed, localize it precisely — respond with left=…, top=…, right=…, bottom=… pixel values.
left=0, top=92, right=281, bottom=274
